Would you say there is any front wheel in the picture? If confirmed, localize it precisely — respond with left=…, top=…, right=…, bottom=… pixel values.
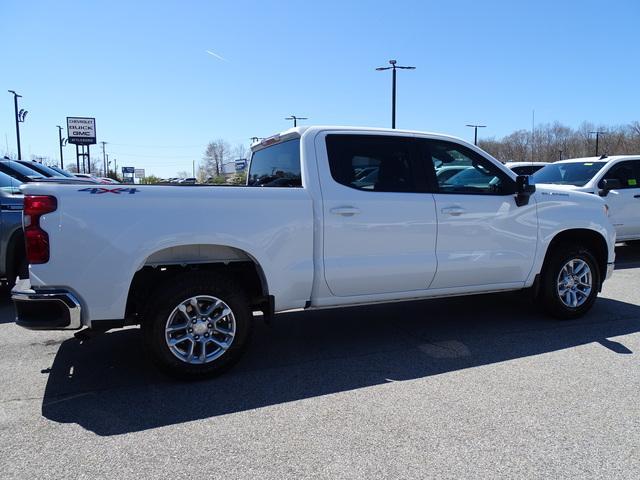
left=142, top=272, right=253, bottom=380
left=539, top=245, right=600, bottom=320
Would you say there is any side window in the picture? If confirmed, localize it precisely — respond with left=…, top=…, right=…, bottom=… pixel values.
left=247, top=139, right=301, bottom=187
left=604, top=161, right=639, bottom=189
left=326, top=135, right=420, bottom=193
left=425, top=140, right=512, bottom=195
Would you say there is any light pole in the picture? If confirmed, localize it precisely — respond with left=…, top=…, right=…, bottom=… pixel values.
left=465, top=124, right=486, bottom=146
left=590, top=131, right=606, bottom=156
left=285, top=115, right=308, bottom=127
left=57, top=125, right=67, bottom=169
left=8, top=90, right=27, bottom=160
left=376, top=59, right=415, bottom=129
left=100, top=141, right=108, bottom=176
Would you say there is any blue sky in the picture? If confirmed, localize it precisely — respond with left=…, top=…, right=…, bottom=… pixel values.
left=2, top=0, right=639, bottom=178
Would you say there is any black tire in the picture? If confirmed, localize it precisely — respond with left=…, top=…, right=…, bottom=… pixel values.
left=539, top=244, right=600, bottom=320
left=142, top=271, right=253, bottom=380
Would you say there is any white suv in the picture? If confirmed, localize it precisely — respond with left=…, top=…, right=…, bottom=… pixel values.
left=534, top=156, right=640, bottom=243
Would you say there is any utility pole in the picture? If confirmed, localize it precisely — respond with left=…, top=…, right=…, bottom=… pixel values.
left=100, top=141, right=108, bottom=176
left=376, top=60, right=416, bottom=129
left=192, top=160, right=195, bottom=177
left=590, top=131, right=606, bottom=156
left=285, top=115, right=308, bottom=127
left=8, top=90, right=27, bottom=160
left=56, top=125, right=66, bottom=169
left=465, top=124, right=486, bottom=146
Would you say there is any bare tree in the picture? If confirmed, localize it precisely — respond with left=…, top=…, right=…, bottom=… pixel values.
left=203, top=139, right=230, bottom=178
left=480, top=121, right=640, bottom=163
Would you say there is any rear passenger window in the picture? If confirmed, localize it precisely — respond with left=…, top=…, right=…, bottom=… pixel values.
left=247, top=139, right=301, bottom=187
left=326, top=135, right=419, bottom=192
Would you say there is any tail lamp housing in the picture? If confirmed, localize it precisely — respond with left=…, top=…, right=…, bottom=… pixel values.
left=23, top=195, right=57, bottom=264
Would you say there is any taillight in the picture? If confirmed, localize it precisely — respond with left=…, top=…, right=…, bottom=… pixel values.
left=23, top=195, right=57, bottom=264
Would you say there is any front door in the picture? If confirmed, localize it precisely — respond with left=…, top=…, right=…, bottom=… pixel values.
left=600, top=160, right=640, bottom=240
left=422, top=139, right=538, bottom=289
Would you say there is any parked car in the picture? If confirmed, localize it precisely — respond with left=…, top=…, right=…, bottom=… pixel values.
left=16, top=161, right=99, bottom=183
left=533, top=156, right=640, bottom=243
left=0, top=160, right=47, bottom=182
left=434, top=165, right=470, bottom=183
left=179, top=177, right=197, bottom=184
left=505, top=161, right=547, bottom=175
left=48, top=165, right=76, bottom=178
left=13, top=126, right=615, bottom=379
left=0, top=171, right=26, bottom=288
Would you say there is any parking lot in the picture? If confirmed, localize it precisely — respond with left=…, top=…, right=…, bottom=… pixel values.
left=0, top=245, right=637, bottom=479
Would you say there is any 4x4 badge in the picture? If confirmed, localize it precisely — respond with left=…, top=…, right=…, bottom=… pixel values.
left=78, top=187, right=139, bottom=194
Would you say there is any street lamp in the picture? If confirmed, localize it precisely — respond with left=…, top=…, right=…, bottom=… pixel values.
left=375, top=59, right=415, bottom=129
left=285, top=115, right=308, bottom=127
left=589, top=131, right=606, bottom=156
left=56, top=125, right=67, bottom=169
left=465, top=124, right=486, bottom=146
left=8, top=90, right=27, bottom=160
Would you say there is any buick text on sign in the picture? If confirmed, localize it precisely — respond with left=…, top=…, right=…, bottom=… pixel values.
left=67, top=117, right=97, bottom=145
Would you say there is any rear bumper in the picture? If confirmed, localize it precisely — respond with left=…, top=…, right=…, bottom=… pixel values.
left=11, top=278, right=82, bottom=330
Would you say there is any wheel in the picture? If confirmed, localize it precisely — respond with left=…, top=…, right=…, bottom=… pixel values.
left=539, top=244, right=600, bottom=319
left=142, top=272, right=253, bottom=380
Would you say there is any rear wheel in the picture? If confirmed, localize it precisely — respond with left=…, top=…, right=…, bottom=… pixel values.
left=539, top=245, right=600, bottom=319
left=142, top=272, right=252, bottom=380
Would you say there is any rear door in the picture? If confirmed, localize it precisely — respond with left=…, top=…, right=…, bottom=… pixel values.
left=317, top=133, right=438, bottom=297
left=600, top=160, right=640, bottom=240
left=421, top=139, right=538, bottom=289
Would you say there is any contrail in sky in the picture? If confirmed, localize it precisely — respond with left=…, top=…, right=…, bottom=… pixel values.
left=206, top=50, right=228, bottom=61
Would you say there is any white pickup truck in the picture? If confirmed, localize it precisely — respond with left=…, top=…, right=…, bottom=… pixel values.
left=13, top=126, right=616, bottom=379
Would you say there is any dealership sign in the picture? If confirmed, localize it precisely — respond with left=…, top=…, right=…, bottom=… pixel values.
left=67, top=117, right=96, bottom=145
left=134, top=168, right=145, bottom=178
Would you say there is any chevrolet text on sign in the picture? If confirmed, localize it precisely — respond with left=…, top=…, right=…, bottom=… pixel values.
left=67, top=117, right=97, bottom=145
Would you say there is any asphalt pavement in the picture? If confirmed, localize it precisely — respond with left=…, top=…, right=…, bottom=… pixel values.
left=1, top=245, right=639, bottom=479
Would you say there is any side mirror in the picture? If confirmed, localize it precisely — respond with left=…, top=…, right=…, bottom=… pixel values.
left=598, top=178, right=622, bottom=196
left=515, top=175, right=535, bottom=206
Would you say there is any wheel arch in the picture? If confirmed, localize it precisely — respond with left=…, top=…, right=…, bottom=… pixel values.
left=125, top=244, right=271, bottom=324
left=542, top=228, right=609, bottom=289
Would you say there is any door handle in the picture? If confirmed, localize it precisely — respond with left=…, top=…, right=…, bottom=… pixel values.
left=330, top=206, right=361, bottom=217
left=634, top=194, right=640, bottom=198
left=441, top=206, right=465, bottom=216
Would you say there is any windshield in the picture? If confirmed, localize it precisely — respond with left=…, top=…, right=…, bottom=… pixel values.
left=533, top=161, right=607, bottom=186
left=247, top=139, right=301, bottom=187
left=18, top=161, right=65, bottom=177
left=48, top=166, right=75, bottom=177
left=2, top=161, right=46, bottom=179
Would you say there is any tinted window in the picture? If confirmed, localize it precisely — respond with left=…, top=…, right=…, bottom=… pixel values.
left=0, top=171, right=22, bottom=194
left=247, top=139, right=301, bottom=187
left=18, top=161, right=64, bottom=177
left=603, top=161, right=640, bottom=189
left=425, top=140, right=511, bottom=194
left=2, top=161, right=46, bottom=179
left=326, top=135, right=419, bottom=192
left=533, top=161, right=607, bottom=186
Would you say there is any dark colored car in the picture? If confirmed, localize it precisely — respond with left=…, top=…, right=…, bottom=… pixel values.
left=17, top=161, right=97, bottom=183
left=0, top=171, right=26, bottom=288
